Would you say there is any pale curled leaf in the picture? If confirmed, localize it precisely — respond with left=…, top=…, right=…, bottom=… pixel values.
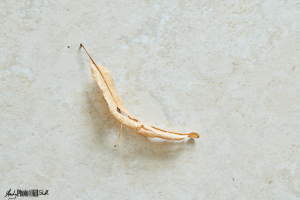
left=90, top=62, right=200, bottom=140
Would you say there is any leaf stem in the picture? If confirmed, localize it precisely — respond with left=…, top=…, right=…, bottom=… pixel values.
left=80, top=44, right=98, bottom=68
left=114, top=124, right=122, bottom=147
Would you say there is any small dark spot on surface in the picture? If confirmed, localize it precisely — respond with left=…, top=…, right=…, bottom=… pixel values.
left=31, top=133, right=34, bottom=136
left=233, top=178, right=234, bottom=181
left=67, top=46, right=70, bottom=48
left=293, top=66, right=295, bottom=70
left=269, top=181, right=273, bottom=184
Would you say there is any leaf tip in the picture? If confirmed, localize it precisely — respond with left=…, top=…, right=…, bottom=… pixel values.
left=188, top=132, right=199, bottom=138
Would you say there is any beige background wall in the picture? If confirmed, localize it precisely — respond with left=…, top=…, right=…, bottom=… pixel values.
left=1, top=0, right=300, bottom=199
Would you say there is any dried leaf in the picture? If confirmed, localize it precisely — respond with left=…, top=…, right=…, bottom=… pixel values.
left=81, top=44, right=199, bottom=141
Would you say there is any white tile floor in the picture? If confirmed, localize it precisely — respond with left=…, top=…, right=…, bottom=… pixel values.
left=1, top=1, right=300, bottom=199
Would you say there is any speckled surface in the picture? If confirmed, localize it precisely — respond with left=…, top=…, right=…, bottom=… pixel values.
left=1, top=1, right=300, bottom=199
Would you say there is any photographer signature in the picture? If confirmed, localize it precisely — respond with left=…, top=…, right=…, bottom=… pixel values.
left=5, top=188, right=49, bottom=199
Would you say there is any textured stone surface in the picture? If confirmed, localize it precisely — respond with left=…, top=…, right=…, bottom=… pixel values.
left=1, top=1, right=300, bottom=199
